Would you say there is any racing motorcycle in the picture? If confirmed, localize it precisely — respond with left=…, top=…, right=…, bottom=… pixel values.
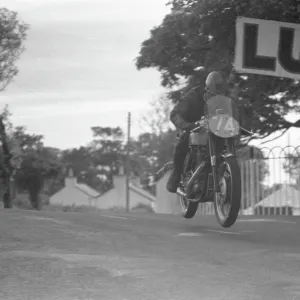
left=177, top=94, right=252, bottom=228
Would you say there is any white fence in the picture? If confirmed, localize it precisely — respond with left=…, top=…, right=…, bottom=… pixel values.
left=197, top=146, right=300, bottom=216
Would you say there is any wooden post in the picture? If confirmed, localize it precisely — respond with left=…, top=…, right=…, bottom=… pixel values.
left=125, top=112, right=131, bottom=212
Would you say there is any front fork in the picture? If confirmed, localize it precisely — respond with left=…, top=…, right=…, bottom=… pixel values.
left=208, top=134, right=220, bottom=193
left=209, top=136, right=236, bottom=194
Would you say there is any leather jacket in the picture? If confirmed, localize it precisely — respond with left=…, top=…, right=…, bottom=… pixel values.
left=170, top=88, right=206, bottom=131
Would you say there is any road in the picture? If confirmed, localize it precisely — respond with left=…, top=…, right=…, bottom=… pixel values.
left=0, top=208, right=299, bottom=300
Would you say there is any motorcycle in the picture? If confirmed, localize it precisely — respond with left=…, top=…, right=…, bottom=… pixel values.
left=176, top=94, right=252, bottom=228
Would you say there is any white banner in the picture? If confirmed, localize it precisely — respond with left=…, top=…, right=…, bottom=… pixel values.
left=234, top=17, right=300, bottom=80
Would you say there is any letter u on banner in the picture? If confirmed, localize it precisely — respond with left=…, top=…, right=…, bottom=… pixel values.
left=234, top=17, right=300, bottom=80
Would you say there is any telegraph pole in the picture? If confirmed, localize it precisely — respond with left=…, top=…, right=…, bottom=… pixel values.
left=125, top=112, right=131, bottom=212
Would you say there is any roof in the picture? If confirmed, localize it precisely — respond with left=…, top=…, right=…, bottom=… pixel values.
left=256, top=185, right=300, bottom=208
left=75, top=183, right=100, bottom=198
left=129, top=183, right=156, bottom=202
left=244, top=185, right=300, bottom=212
left=154, top=162, right=173, bottom=182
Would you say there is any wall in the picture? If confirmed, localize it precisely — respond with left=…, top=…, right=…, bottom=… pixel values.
left=155, top=170, right=182, bottom=214
left=96, top=175, right=153, bottom=210
left=50, top=177, right=94, bottom=207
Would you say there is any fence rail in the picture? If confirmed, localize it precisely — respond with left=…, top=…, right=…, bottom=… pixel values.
left=197, top=145, right=300, bottom=216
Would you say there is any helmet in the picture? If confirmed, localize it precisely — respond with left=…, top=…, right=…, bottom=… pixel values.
left=205, top=71, right=228, bottom=94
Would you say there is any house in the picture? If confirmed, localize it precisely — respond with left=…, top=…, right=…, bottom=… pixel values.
left=50, top=169, right=100, bottom=207
left=243, top=184, right=300, bottom=216
left=155, top=165, right=182, bottom=214
left=96, top=166, right=155, bottom=211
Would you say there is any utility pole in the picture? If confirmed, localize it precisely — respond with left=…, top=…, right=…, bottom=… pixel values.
left=125, top=112, right=131, bottom=212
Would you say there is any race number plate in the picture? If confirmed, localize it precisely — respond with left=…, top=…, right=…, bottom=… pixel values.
left=208, top=114, right=240, bottom=138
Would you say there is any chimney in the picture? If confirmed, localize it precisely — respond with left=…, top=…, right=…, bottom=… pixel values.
left=65, top=168, right=76, bottom=187
left=118, top=164, right=125, bottom=176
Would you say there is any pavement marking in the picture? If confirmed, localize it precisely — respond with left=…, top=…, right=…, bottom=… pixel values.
left=24, top=216, right=72, bottom=225
left=100, top=215, right=129, bottom=220
left=281, top=253, right=300, bottom=260
left=177, top=232, right=204, bottom=237
left=205, top=229, right=241, bottom=235
left=239, top=218, right=297, bottom=224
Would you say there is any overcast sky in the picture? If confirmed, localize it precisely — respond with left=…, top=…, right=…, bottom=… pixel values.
left=1, top=0, right=170, bottom=149
left=1, top=0, right=299, bottom=158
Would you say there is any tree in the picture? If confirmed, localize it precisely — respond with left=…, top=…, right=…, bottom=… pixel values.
left=62, top=146, right=92, bottom=178
left=90, top=126, right=125, bottom=172
left=13, top=126, right=43, bottom=150
left=61, top=146, right=107, bottom=193
left=131, top=130, right=176, bottom=195
left=136, top=0, right=300, bottom=141
left=13, top=127, right=62, bottom=209
left=132, top=130, right=176, bottom=171
left=0, top=8, right=28, bottom=91
left=139, top=94, right=174, bottom=135
left=63, top=127, right=127, bottom=193
left=283, top=148, right=300, bottom=187
left=132, top=96, right=177, bottom=192
left=0, top=106, right=23, bottom=208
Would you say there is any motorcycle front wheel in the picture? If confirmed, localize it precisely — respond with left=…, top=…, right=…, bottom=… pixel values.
left=214, top=156, right=241, bottom=228
left=179, top=152, right=199, bottom=219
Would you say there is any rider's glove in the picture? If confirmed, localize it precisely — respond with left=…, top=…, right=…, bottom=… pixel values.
left=182, top=122, right=199, bottom=131
left=195, top=119, right=207, bottom=129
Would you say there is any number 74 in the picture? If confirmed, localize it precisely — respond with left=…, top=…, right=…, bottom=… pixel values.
left=215, top=115, right=235, bottom=131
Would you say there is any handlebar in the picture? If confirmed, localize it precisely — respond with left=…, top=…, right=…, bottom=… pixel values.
left=240, top=127, right=253, bottom=136
left=190, top=123, right=253, bottom=136
left=190, top=114, right=254, bottom=136
left=190, top=126, right=203, bottom=133
left=191, top=119, right=207, bottom=132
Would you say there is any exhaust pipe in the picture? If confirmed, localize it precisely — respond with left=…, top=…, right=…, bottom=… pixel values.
left=177, top=187, right=186, bottom=198
left=177, top=187, right=200, bottom=203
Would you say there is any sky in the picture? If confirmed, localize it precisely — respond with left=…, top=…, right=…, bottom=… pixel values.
left=0, top=0, right=299, bottom=162
left=1, top=0, right=170, bottom=149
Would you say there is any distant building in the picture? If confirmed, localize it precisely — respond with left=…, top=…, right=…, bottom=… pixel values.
left=96, top=166, right=155, bottom=211
left=149, top=161, right=183, bottom=215
left=243, top=184, right=300, bottom=216
left=155, top=169, right=182, bottom=214
left=50, top=168, right=100, bottom=207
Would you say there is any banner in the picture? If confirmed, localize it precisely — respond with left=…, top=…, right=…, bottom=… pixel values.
left=234, top=17, right=300, bottom=80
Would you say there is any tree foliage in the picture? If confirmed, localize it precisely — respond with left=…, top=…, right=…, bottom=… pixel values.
left=0, top=8, right=28, bottom=91
left=139, top=95, right=174, bottom=135
left=90, top=126, right=124, bottom=170
left=14, top=128, right=62, bottom=209
left=136, top=0, right=300, bottom=140
left=61, top=146, right=109, bottom=193
left=283, top=148, right=300, bottom=186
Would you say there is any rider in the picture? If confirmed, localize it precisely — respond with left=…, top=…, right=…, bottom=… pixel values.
left=166, top=71, right=229, bottom=193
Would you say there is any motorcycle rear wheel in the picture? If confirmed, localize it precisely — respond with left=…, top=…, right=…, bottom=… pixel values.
left=179, top=152, right=199, bottom=219
left=214, top=156, right=241, bottom=228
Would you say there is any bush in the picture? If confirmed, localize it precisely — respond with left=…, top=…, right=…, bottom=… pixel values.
left=43, top=204, right=98, bottom=213
left=12, top=192, right=50, bottom=210
left=131, top=203, right=154, bottom=213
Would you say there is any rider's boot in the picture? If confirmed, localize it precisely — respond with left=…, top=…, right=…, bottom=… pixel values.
left=166, top=135, right=188, bottom=193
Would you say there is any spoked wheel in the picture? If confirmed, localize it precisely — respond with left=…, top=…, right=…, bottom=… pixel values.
left=214, top=156, right=241, bottom=228
left=179, top=153, right=199, bottom=219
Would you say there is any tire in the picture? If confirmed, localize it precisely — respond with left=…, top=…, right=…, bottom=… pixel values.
left=214, top=156, right=241, bottom=228
left=179, top=152, right=199, bottom=219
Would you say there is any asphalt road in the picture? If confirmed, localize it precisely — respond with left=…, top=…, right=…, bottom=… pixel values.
left=0, top=208, right=299, bottom=300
